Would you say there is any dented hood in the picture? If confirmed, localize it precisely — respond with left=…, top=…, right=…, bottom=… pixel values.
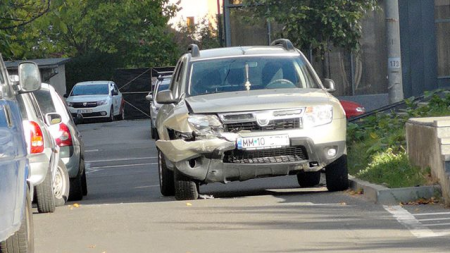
left=185, top=88, right=332, bottom=113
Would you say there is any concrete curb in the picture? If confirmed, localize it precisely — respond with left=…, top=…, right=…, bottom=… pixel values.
left=348, top=176, right=442, bottom=205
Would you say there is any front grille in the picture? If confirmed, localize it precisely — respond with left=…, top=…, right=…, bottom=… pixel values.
left=72, top=102, right=98, bottom=108
left=223, top=146, right=308, bottom=164
left=224, top=118, right=301, bottom=132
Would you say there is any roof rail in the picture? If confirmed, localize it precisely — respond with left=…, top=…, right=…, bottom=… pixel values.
left=188, top=44, right=200, bottom=57
left=270, top=39, right=295, bottom=51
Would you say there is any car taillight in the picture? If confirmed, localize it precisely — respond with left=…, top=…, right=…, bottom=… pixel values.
left=55, top=123, right=73, bottom=147
left=29, top=121, right=44, bottom=154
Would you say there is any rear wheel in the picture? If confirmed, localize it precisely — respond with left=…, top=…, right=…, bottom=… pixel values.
left=81, top=159, right=88, bottom=196
left=174, top=169, right=199, bottom=200
left=35, top=167, right=56, bottom=213
left=69, top=164, right=84, bottom=201
left=53, top=160, right=70, bottom=207
left=151, top=127, right=157, bottom=139
left=0, top=187, right=34, bottom=253
left=158, top=150, right=174, bottom=196
left=297, top=171, right=321, bottom=187
left=325, top=155, right=349, bottom=192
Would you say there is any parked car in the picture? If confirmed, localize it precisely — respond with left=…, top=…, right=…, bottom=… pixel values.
left=339, top=100, right=365, bottom=119
left=146, top=75, right=172, bottom=139
left=16, top=89, right=61, bottom=213
left=0, top=56, right=40, bottom=252
left=155, top=39, right=348, bottom=200
left=65, top=81, right=124, bottom=122
left=34, top=83, right=86, bottom=201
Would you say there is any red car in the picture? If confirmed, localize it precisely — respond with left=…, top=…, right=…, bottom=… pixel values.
left=340, top=100, right=365, bottom=119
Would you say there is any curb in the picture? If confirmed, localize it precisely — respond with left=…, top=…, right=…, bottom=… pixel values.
left=348, top=176, right=442, bottom=205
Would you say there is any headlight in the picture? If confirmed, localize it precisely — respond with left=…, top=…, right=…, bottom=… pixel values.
left=303, top=105, right=333, bottom=128
left=97, top=99, right=108, bottom=105
left=187, top=114, right=223, bottom=137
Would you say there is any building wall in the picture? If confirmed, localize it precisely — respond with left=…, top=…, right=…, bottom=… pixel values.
left=169, top=0, right=220, bottom=29
left=49, top=65, right=67, bottom=96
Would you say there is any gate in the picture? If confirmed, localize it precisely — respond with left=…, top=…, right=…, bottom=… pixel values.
left=113, top=67, right=174, bottom=120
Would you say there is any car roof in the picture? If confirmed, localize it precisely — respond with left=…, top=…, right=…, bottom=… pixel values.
left=189, top=46, right=300, bottom=61
left=75, top=81, right=112, bottom=86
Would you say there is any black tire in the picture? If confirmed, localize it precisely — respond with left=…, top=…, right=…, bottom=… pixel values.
left=0, top=187, right=34, bottom=253
left=297, top=171, right=321, bottom=187
left=325, top=155, right=349, bottom=192
left=53, top=160, right=70, bottom=207
left=151, top=127, right=157, bottom=139
left=81, top=159, right=88, bottom=196
left=35, top=167, right=55, bottom=213
left=174, top=169, right=199, bottom=200
left=108, top=107, right=114, bottom=122
left=69, top=171, right=83, bottom=201
left=158, top=150, right=174, bottom=196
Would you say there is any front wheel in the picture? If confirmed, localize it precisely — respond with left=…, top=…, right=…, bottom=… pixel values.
left=325, top=155, right=349, bottom=192
left=108, top=107, right=114, bottom=122
left=54, top=160, right=70, bottom=207
left=158, top=150, right=174, bottom=196
left=116, top=105, right=125, bottom=120
left=174, top=169, right=199, bottom=200
left=0, top=187, right=34, bottom=253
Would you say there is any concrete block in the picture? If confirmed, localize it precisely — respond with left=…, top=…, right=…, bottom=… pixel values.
left=439, top=138, right=450, bottom=145
left=441, top=144, right=450, bottom=156
left=435, top=120, right=450, bottom=127
left=437, top=127, right=450, bottom=138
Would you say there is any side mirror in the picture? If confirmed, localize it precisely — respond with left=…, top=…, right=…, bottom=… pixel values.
left=18, top=62, right=41, bottom=92
left=112, top=90, right=118, bottom=96
left=9, top=75, right=19, bottom=85
left=156, top=90, right=177, bottom=104
left=145, top=93, right=153, bottom=101
left=323, top=79, right=336, bottom=93
left=45, top=113, right=62, bottom=125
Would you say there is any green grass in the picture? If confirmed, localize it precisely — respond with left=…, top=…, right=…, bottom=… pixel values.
left=347, top=90, right=450, bottom=188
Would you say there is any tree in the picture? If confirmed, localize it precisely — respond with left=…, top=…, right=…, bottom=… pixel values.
left=2, top=0, right=180, bottom=67
left=0, top=0, right=51, bottom=57
left=171, top=16, right=220, bottom=54
left=242, top=0, right=378, bottom=56
left=0, top=0, right=51, bottom=29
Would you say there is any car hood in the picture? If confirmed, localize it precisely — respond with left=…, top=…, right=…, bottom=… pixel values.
left=185, top=89, right=333, bottom=113
left=67, top=95, right=109, bottom=103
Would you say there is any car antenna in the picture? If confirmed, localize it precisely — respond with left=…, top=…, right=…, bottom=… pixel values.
left=244, top=63, right=251, bottom=91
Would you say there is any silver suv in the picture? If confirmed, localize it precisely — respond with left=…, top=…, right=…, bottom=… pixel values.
left=155, top=39, right=348, bottom=200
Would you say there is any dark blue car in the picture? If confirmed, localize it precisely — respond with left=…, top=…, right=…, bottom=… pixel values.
left=0, top=55, right=42, bottom=253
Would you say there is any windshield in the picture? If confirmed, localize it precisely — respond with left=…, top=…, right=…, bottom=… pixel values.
left=189, top=56, right=320, bottom=96
left=70, top=84, right=109, bottom=96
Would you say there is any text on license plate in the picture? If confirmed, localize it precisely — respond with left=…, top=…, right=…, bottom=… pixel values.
left=77, top=109, right=92, bottom=114
left=237, top=135, right=289, bottom=150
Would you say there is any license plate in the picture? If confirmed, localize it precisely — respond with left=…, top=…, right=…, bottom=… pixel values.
left=77, top=109, right=92, bottom=114
left=237, top=135, right=289, bottom=150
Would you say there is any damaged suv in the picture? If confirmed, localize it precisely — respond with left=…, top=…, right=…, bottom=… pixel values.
left=156, top=39, right=348, bottom=200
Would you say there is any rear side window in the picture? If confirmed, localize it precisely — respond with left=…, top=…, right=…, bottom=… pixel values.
left=33, top=90, right=56, bottom=114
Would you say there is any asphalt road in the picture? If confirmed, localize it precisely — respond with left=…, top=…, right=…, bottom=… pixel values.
left=33, top=120, right=450, bottom=253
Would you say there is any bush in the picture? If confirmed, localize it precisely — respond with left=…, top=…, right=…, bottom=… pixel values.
left=348, top=89, right=450, bottom=188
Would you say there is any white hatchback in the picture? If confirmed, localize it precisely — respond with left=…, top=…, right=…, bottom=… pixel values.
left=66, top=81, right=124, bottom=121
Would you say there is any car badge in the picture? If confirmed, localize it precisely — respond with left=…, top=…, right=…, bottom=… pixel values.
left=256, top=115, right=270, bottom=127
left=83, top=102, right=87, bottom=106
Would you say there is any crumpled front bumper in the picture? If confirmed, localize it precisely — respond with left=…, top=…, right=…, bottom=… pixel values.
left=156, top=136, right=346, bottom=184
